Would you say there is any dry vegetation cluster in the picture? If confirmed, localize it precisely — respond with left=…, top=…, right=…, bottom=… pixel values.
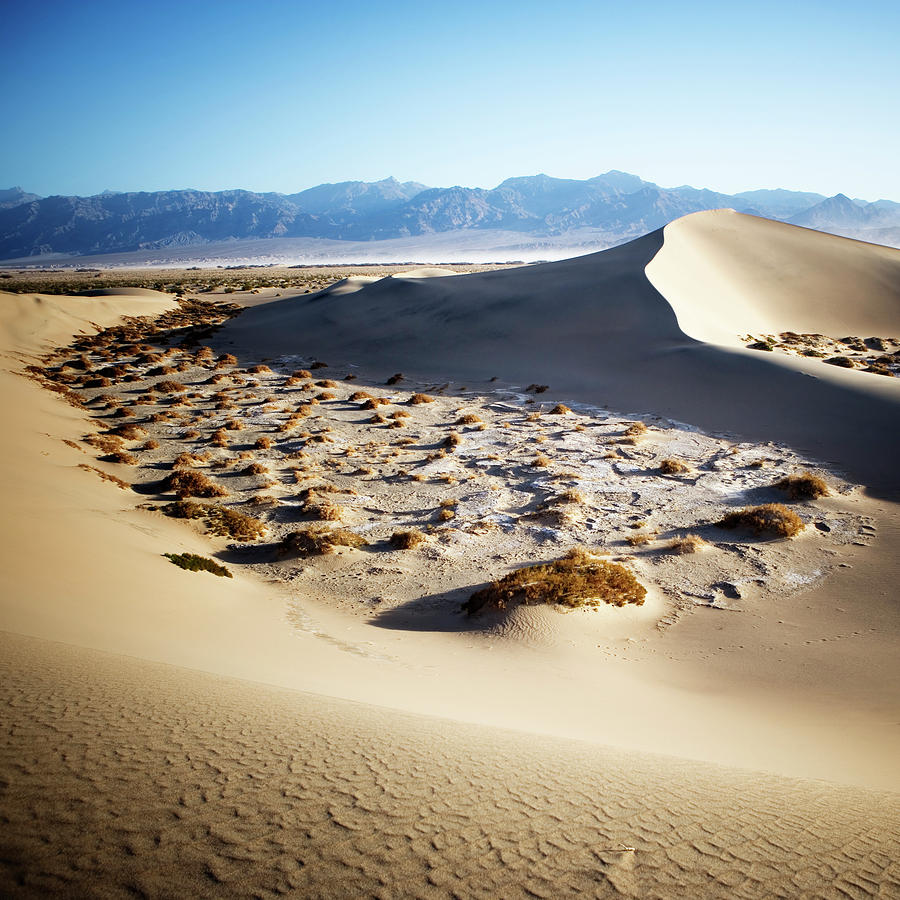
left=744, top=331, right=900, bottom=376
left=28, top=296, right=860, bottom=618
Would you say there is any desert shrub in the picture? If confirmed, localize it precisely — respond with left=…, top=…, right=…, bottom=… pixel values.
left=212, top=429, right=229, bottom=447
left=408, top=393, right=434, bottom=405
left=349, top=390, right=374, bottom=401
left=310, top=361, right=328, bottom=370
left=389, top=529, right=426, bottom=550
left=224, top=418, right=244, bottom=431
left=457, top=413, right=483, bottom=425
left=391, top=409, right=410, bottom=419
left=142, top=439, right=160, bottom=450
left=625, top=533, right=650, bottom=546
left=386, top=373, right=404, bottom=385
left=106, top=450, right=138, bottom=465
left=241, top=462, right=269, bottom=476
left=315, top=379, right=338, bottom=388
left=78, top=464, right=130, bottom=490
left=716, top=503, right=804, bottom=537
left=304, top=500, right=341, bottom=520
left=293, top=369, right=312, bottom=379
left=84, top=433, right=124, bottom=453
left=161, top=469, right=227, bottom=499
left=164, top=552, right=231, bottom=578
left=111, top=424, right=147, bottom=440
left=533, top=452, right=551, bottom=467
left=248, top=365, right=271, bottom=374
left=824, top=356, right=855, bottom=368
left=549, top=404, right=571, bottom=415
left=526, top=384, right=549, bottom=393
left=464, top=548, right=646, bottom=615
left=774, top=472, right=829, bottom=500
left=156, top=380, right=187, bottom=393
left=370, top=413, right=386, bottom=424
left=112, top=407, right=134, bottom=418
left=746, top=340, right=774, bottom=351
left=280, top=527, right=368, bottom=557
left=624, top=422, right=647, bottom=437
left=442, top=432, right=461, bottom=449
left=659, top=458, right=691, bottom=475
left=255, top=436, right=272, bottom=450
left=668, top=534, right=709, bottom=554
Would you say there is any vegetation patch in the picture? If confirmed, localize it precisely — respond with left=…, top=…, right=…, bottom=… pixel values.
left=164, top=552, right=232, bottom=578
left=667, top=534, right=709, bottom=554
left=161, top=469, right=227, bottom=499
left=389, top=529, right=426, bottom=550
left=160, top=500, right=266, bottom=540
left=716, top=503, right=804, bottom=538
left=280, top=527, right=368, bottom=557
left=659, top=458, right=691, bottom=475
left=774, top=473, right=829, bottom=500
left=464, top=549, right=646, bottom=615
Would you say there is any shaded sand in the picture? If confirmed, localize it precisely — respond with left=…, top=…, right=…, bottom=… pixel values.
left=2, top=631, right=899, bottom=900
left=221, top=212, right=900, bottom=492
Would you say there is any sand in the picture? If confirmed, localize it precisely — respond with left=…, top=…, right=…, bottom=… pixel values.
left=1, top=210, right=899, bottom=896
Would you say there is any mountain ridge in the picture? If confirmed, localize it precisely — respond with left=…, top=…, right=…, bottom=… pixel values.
left=1, top=172, right=898, bottom=260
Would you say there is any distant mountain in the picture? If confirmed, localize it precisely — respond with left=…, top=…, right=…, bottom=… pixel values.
left=1, top=174, right=898, bottom=260
left=0, top=187, right=41, bottom=210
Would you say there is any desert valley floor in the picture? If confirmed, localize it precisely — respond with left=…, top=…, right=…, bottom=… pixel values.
left=1, top=210, right=899, bottom=898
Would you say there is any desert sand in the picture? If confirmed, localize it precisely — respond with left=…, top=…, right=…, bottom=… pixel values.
left=1, top=210, right=899, bottom=897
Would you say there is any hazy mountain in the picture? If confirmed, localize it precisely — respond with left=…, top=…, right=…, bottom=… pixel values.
left=0, top=187, right=41, bottom=210
left=1, top=174, right=898, bottom=260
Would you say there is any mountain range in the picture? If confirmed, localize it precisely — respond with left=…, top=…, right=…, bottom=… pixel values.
left=1, top=173, right=898, bottom=261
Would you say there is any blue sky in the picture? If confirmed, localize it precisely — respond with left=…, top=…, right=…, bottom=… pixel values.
left=2, top=0, right=898, bottom=199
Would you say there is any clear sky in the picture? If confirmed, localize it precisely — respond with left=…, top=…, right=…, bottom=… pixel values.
left=2, top=0, right=898, bottom=200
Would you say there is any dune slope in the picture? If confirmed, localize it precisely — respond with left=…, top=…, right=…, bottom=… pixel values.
left=221, top=212, right=900, bottom=492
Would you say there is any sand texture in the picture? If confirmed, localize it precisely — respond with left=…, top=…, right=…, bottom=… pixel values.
left=2, top=632, right=899, bottom=900
left=1, top=210, right=899, bottom=896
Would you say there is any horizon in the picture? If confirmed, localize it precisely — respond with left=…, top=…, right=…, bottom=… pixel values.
left=2, top=1, right=898, bottom=200
left=5, top=171, right=897, bottom=206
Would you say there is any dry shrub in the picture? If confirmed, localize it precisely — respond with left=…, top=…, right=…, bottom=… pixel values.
left=533, top=452, right=551, bottom=467
left=217, top=353, right=238, bottom=366
left=716, top=503, right=804, bottom=538
left=315, top=379, right=338, bottom=388
left=310, top=361, right=328, bottom=370
left=111, top=424, right=147, bottom=440
left=388, top=419, right=405, bottom=429
left=659, top=458, right=691, bottom=475
left=464, top=548, right=646, bottom=615
left=293, top=369, right=312, bottom=379
left=212, top=429, right=229, bottom=447
left=391, top=409, right=410, bottom=419
left=526, top=384, right=549, bottom=393
left=370, top=413, right=386, bottom=424
left=443, top=432, right=461, bottom=449
left=457, top=413, right=483, bottom=425
left=105, top=449, right=138, bottom=465
left=625, top=533, right=650, bottom=546
left=241, top=462, right=269, bottom=476
left=624, top=422, right=647, bottom=437
left=85, top=433, right=124, bottom=453
left=408, top=393, right=434, bottom=405
left=774, top=473, right=829, bottom=500
left=386, top=373, right=404, bottom=385
left=78, top=464, right=130, bottom=490
left=526, top=412, right=542, bottom=422
left=280, top=527, right=368, bottom=557
left=156, top=380, right=187, bottom=393
left=161, top=469, right=227, bottom=499
left=255, top=436, right=272, bottom=450
left=668, top=534, right=709, bottom=554
left=549, top=404, right=571, bottom=415
left=162, top=501, right=266, bottom=541
left=824, top=356, right=855, bottom=368
left=164, top=552, right=231, bottom=578
left=389, top=529, right=426, bottom=550
left=248, top=365, right=271, bottom=374
left=438, top=507, right=455, bottom=521
left=349, top=390, right=374, bottom=401
left=224, top=418, right=244, bottom=431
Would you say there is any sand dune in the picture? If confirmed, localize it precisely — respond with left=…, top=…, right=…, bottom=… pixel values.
left=2, top=214, right=899, bottom=895
left=223, top=212, right=900, bottom=492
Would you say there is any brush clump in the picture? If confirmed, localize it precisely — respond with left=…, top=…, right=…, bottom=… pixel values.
left=716, top=503, right=804, bottom=538
left=464, top=548, right=646, bottom=615
left=773, top=473, right=829, bottom=500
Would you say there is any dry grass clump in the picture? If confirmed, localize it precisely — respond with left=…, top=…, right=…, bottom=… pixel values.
left=254, top=436, right=272, bottom=450
left=389, top=529, right=426, bottom=550
left=526, top=384, right=549, bottom=393
left=667, top=534, right=709, bottom=554
left=549, top=404, right=571, bottom=415
left=408, top=393, right=434, bottom=405
left=533, top=452, right=551, bottom=467
left=141, top=439, right=160, bottom=451
left=161, top=469, right=227, bottom=499
left=106, top=449, right=138, bottom=465
left=156, top=380, right=187, bottom=393
left=464, top=548, right=646, bottom=615
left=625, top=533, right=651, bottom=546
left=160, top=501, right=266, bottom=541
left=361, top=397, right=391, bottom=409
left=774, top=472, right=829, bottom=500
left=248, top=365, right=271, bottom=374
left=84, top=433, right=124, bottom=453
left=305, top=500, right=342, bottom=521
left=443, top=431, right=461, bottom=450
left=457, top=413, right=483, bottom=425
left=280, top=527, right=368, bottom=557
left=111, top=424, right=147, bottom=440
left=624, top=422, right=647, bottom=437
left=659, top=458, right=691, bottom=475
left=78, top=464, right=130, bottom=490
left=386, top=373, right=404, bottom=385
left=717, top=503, right=804, bottom=538
left=349, top=390, right=375, bottom=401
left=824, top=356, right=855, bottom=368
left=241, top=462, right=269, bottom=476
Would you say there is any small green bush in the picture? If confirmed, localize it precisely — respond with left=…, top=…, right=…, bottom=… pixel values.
left=164, top=552, right=232, bottom=577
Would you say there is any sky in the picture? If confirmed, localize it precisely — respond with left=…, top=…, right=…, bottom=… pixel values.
left=1, top=0, right=898, bottom=200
